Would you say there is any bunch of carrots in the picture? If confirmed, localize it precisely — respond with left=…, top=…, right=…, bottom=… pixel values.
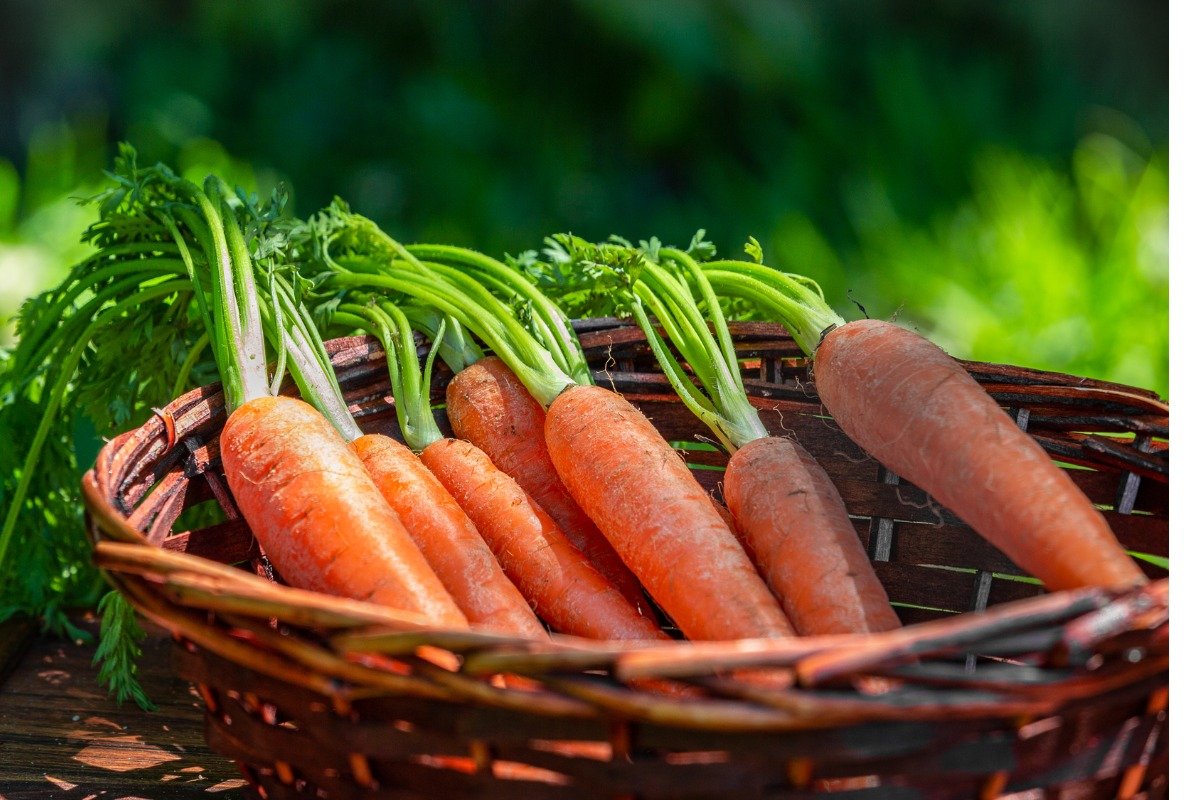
left=2, top=155, right=1150, bottom=694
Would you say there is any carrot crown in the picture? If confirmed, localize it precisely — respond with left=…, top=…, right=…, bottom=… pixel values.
left=403, top=306, right=485, bottom=375
left=627, top=248, right=770, bottom=452
left=697, top=260, right=845, bottom=355
left=303, top=203, right=578, bottom=408
left=330, top=299, right=445, bottom=452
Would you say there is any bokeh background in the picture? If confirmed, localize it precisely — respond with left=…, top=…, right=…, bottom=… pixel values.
left=0, top=0, right=1169, bottom=395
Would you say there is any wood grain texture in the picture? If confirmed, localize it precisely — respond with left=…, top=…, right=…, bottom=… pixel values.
left=0, top=617, right=244, bottom=799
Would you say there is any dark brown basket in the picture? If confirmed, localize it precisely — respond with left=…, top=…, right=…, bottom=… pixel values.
left=82, top=320, right=1169, bottom=800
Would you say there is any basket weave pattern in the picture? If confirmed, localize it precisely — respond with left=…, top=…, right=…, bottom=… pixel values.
left=83, top=321, right=1168, bottom=800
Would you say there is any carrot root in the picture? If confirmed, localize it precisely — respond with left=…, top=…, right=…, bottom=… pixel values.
left=544, top=385, right=796, bottom=641
left=420, top=436, right=666, bottom=642
left=353, top=433, right=547, bottom=638
left=446, top=357, right=648, bottom=609
left=814, top=320, right=1146, bottom=592
left=725, top=436, right=900, bottom=635
left=220, top=396, right=467, bottom=627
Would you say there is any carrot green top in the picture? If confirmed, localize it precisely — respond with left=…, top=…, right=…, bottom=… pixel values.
left=197, top=177, right=271, bottom=410
left=506, top=234, right=850, bottom=451
left=301, top=201, right=585, bottom=410
left=330, top=299, right=447, bottom=452
left=628, top=247, right=770, bottom=453
left=697, top=259, right=845, bottom=356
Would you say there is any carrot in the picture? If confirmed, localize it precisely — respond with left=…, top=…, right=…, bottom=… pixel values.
left=709, top=493, right=738, bottom=534
left=544, top=384, right=796, bottom=641
left=161, top=181, right=469, bottom=627
left=611, top=248, right=896, bottom=635
left=320, top=288, right=659, bottom=641
left=700, top=259, right=1147, bottom=592
left=353, top=434, right=548, bottom=637
left=724, top=437, right=899, bottom=634
left=221, top=396, right=466, bottom=625
left=266, top=289, right=545, bottom=638
left=314, top=230, right=793, bottom=641
left=814, top=319, right=1146, bottom=592
left=421, top=436, right=667, bottom=642
left=445, top=355, right=647, bottom=608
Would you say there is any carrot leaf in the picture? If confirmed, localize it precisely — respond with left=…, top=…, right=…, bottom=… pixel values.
left=93, top=590, right=154, bottom=710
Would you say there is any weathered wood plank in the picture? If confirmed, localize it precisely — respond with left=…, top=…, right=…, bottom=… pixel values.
left=0, top=617, right=244, bottom=798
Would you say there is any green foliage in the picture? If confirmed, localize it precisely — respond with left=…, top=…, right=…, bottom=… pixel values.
left=3, top=2, right=1167, bottom=392
left=520, top=234, right=648, bottom=320
left=93, top=590, right=154, bottom=710
left=0, top=148, right=290, bottom=707
left=4, top=1, right=1166, bottom=253
left=743, top=236, right=764, bottom=265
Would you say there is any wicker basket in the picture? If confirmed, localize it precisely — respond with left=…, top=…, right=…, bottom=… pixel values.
left=82, top=320, right=1168, bottom=800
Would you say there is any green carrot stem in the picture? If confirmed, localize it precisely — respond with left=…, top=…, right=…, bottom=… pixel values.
left=420, top=260, right=571, bottom=376
left=335, top=301, right=443, bottom=451
left=703, top=259, right=828, bottom=301
left=405, top=243, right=591, bottom=386
left=203, top=178, right=269, bottom=408
left=274, top=280, right=343, bottom=401
left=331, top=307, right=407, bottom=437
left=376, top=300, right=433, bottom=436
left=15, top=246, right=187, bottom=357
left=402, top=306, right=484, bottom=374
left=323, top=269, right=573, bottom=408
left=13, top=261, right=190, bottom=379
left=631, top=260, right=767, bottom=451
left=383, top=301, right=449, bottom=451
left=157, top=210, right=215, bottom=348
left=698, top=262, right=844, bottom=354
left=661, top=249, right=742, bottom=382
left=628, top=299, right=736, bottom=452
left=427, top=263, right=579, bottom=383
left=262, top=280, right=361, bottom=442
left=317, top=212, right=479, bottom=365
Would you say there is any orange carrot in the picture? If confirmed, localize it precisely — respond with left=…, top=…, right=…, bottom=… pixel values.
left=814, top=319, right=1146, bottom=592
left=164, top=177, right=468, bottom=629
left=272, top=295, right=543, bottom=638
left=445, top=356, right=647, bottom=608
left=544, top=385, right=797, bottom=641
left=221, top=395, right=468, bottom=626
left=420, top=436, right=667, bottom=642
left=325, top=298, right=657, bottom=641
left=615, top=249, right=893, bottom=637
left=316, top=239, right=792, bottom=641
left=700, top=260, right=1149, bottom=593
left=709, top=494, right=738, bottom=534
left=724, top=436, right=900, bottom=634
left=352, top=433, right=548, bottom=638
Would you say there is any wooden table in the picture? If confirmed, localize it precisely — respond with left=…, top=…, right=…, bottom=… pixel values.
left=0, top=616, right=246, bottom=799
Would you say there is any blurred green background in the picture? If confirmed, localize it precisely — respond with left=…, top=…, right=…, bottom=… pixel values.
left=0, top=0, right=1168, bottom=396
